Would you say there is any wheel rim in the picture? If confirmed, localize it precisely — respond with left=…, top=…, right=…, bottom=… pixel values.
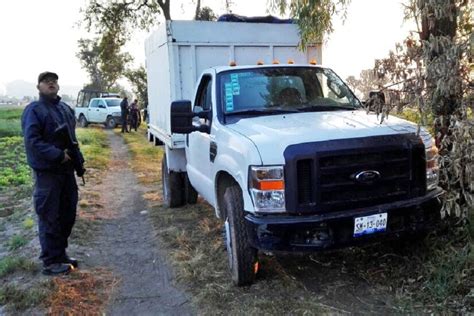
left=80, top=117, right=86, bottom=127
left=224, top=219, right=233, bottom=270
left=108, top=118, right=115, bottom=128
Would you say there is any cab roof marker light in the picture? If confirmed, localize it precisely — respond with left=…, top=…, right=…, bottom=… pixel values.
left=287, top=59, right=294, bottom=64
left=272, top=59, right=280, bottom=64
left=257, top=60, right=264, bottom=65
left=310, top=58, right=317, bottom=65
left=229, top=61, right=237, bottom=66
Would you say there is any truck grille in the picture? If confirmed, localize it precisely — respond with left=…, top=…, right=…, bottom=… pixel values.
left=284, top=134, right=426, bottom=213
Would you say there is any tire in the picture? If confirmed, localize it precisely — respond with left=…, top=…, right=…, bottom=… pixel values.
left=78, top=115, right=88, bottom=128
left=161, top=153, right=185, bottom=208
left=184, top=173, right=198, bottom=204
left=105, top=116, right=116, bottom=129
left=223, top=183, right=258, bottom=286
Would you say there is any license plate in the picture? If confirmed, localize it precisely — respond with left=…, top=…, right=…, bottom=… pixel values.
left=354, top=213, right=387, bottom=237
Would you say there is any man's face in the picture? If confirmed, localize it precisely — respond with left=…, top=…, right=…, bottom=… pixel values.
left=37, top=77, right=59, bottom=97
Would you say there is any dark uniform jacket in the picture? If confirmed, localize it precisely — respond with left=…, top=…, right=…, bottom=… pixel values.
left=21, top=95, right=81, bottom=173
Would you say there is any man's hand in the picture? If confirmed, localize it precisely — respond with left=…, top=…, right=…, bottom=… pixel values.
left=62, top=150, right=71, bottom=163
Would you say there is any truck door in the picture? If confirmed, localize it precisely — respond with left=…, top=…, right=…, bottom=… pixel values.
left=96, top=100, right=108, bottom=122
left=186, top=74, right=214, bottom=202
left=88, top=99, right=100, bottom=122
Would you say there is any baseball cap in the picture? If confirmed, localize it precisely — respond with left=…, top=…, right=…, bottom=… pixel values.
left=38, top=71, right=58, bottom=83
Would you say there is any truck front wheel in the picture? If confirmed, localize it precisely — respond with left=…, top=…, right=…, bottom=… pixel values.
left=79, top=115, right=88, bottom=128
left=161, top=153, right=185, bottom=208
left=223, top=184, right=258, bottom=286
left=185, top=173, right=198, bottom=204
left=105, top=116, right=116, bottom=129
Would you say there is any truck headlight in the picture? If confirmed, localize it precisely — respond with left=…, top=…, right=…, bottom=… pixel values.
left=426, top=142, right=439, bottom=191
left=249, top=166, right=286, bottom=213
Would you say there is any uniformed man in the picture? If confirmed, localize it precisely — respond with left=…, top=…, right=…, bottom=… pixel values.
left=120, top=96, right=129, bottom=133
left=21, top=71, right=83, bottom=275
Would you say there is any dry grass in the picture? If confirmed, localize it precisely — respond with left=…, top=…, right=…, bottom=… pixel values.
left=117, top=127, right=162, bottom=185
left=47, top=268, right=118, bottom=315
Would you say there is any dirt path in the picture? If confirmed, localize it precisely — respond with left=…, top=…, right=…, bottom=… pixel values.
left=83, top=131, right=193, bottom=315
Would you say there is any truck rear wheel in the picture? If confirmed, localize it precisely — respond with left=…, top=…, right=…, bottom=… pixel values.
left=185, top=173, right=198, bottom=204
left=161, top=153, right=185, bottom=208
left=79, top=115, right=88, bottom=128
left=223, top=183, right=258, bottom=286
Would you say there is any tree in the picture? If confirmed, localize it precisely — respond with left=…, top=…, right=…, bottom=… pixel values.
left=76, top=33, right=132, bottom=90
left=268, top=0, right=351, bottom=46
left=373, top=0, right=473, bottom=218
left=195, top=6, right=218, bottom=21
left=124, top=66, right=148, bottom=107
left=76, top=38, right=104, bottom=90
left=345, top=69, right=388, bottom=100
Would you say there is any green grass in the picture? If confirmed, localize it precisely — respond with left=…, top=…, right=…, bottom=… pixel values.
left=0, top=256, right=37, bottom=277
left=0, top=283, right=50, bottom=312
left=76, top=127, right=111, bottom=170
left=0, top=136, right=31, bottom=189
left=8, top=234, right=29, bottom=250
left=0, top=107, right=23, bottom=138
left=0, top=107, right=23, bottom=120
left=22, top=217, right=35, bottom=230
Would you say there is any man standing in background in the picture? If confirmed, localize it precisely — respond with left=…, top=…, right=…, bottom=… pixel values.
left=21, top=71, right=83, bottom=275
left=129, top=99, right=140, bottom=132
left=120, top=96, right=129, bottom=133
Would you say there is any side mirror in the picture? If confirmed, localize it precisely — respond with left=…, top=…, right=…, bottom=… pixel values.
left=99, top=104, right=106, bottom=109
left=170, top=100, right=211, bottom=134
left=171, top=100, right=193, bottom=134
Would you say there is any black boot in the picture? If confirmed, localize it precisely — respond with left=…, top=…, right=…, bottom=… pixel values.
left=61, top=256, right=79, bottom=268
left=42, top=263, right=72, bottom=276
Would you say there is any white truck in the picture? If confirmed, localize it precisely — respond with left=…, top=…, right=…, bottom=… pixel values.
left=145, top=21, right=442, bottom=286
left=74, top=97, right=123, bottom=129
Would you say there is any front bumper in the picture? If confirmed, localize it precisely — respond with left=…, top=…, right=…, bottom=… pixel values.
left=245, top=188, right=443, bottom=252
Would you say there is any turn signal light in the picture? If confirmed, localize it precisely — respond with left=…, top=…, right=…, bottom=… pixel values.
left=252, top=180, right=284, bottom=191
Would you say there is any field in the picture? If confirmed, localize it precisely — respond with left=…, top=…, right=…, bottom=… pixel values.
left=0, top=106, right=113, bottom=314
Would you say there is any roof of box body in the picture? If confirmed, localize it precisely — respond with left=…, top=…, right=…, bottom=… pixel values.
left=145, top=20, right=321, bottom=54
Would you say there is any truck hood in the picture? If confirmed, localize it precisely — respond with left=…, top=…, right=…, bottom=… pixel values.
left=227, top=110, right=432, bottom=164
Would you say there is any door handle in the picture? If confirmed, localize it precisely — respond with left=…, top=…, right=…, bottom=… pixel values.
left=96, top=109, right=99, bottom=111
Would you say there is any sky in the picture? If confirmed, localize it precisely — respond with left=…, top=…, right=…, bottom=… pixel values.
left=0, top=0, right=415, bottom=96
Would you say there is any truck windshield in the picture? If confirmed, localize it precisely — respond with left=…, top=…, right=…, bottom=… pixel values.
left=219, top=67, right=361, bottom=116
left=105, top=99, right=121, bottom=107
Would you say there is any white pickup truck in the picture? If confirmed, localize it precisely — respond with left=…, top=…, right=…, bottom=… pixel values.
left=145, top=21, right=442, bottom=286
left=74, top=97, right=123, bottom=129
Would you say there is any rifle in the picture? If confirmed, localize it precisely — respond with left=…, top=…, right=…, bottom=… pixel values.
left=54, top=123, right=86, bottom=184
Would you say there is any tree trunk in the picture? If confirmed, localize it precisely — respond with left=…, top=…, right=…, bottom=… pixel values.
left=195, top=0, right=201, bottom=20
left=419, top=0, right=459, bottom=145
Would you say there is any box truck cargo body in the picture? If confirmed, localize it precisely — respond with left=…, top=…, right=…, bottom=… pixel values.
left=145, top=20, right=442, bottom=286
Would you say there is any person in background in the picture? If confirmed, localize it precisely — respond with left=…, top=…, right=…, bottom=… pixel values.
left=21, top=71, right=83, bottom=275
left=120, top=96, right=129, bottom=133
left=129, top=99, right=140, bottom=132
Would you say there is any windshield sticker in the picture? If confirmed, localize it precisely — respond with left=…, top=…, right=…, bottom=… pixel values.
left=225, top=83, right=234, bottom=111
left=225, top=94, right=234, bottom=111
left=232, top=82, right=240, bottom=95
left=225, top=83, right=233, bottom=96
left=230, top=73, right=239, bottom=83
